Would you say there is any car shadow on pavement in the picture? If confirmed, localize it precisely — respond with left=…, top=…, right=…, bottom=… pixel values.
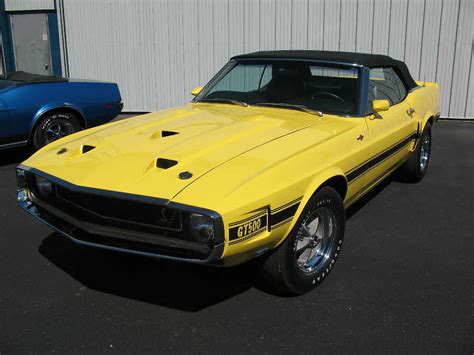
left=38, top=175, right=396, bottom=311
left=346, top=174, right=394, bottom=219
left=38, top=233, right=257, bottom=312
left=0, top=146, right=33, bottom=167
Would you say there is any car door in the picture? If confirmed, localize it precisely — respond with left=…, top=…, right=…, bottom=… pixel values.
left=363, top=67, right=415, bottom=188
left=0, top=97, right=11, bottom=146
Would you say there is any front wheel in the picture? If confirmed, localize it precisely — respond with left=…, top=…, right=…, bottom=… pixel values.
left=32, top=112, right=81, bottom=150
left=260, top=187, right=345, bottom=295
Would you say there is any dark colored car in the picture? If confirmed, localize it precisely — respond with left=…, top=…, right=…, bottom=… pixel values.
left=0, top=71, right=122, bottom=150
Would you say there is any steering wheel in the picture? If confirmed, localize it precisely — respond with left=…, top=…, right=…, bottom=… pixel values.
left=312, top=92, right=345, bottom=103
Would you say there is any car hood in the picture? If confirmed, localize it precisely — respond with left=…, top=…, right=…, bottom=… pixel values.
left=23, top=103, right=338, bottom=202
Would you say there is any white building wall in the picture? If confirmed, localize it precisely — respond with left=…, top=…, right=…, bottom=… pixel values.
left=60, top=0, right=474, bottom=118
left=4, top=0, right=55, bottom=11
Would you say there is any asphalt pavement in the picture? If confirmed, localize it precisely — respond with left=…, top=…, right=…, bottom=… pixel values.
left=0, top=119, right=472, bottom=354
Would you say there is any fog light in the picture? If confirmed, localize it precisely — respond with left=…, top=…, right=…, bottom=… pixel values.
left=17, top=189, right=32, bottom=208
left=35, top=175, right=53, bottom=197
left=16, top=168, right=27, bottom=189
left=189, top=213, right=214, bottom=243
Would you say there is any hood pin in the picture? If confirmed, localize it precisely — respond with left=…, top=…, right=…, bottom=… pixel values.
left=179, top=171, right=193, bottom=180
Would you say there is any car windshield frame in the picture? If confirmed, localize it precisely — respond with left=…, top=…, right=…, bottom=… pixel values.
left=0, top=79, right=22, bottom=90
left=193, top=58, right=364, bottom=117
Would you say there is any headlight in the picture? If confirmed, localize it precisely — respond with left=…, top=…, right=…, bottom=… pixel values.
left=189, top=213, right=214, bottom=243
left=35, top=175, right=53, bottom=197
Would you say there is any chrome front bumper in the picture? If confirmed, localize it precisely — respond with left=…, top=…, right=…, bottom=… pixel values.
left=17, top=167, right=224, bottom=264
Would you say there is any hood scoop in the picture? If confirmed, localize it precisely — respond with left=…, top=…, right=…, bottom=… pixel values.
left=149, top=130, right=179, bottom=139
left=162, top=130, right=179, bottom=137
left=156, top=158, right=178, bottom=169
left=82, top=145, right=96, bottom=154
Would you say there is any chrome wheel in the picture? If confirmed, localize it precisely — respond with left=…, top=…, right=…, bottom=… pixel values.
left=44, top=120, right=75, bottom=144
left=419, top=132, right=431, bottom=171
left=295, top=207, right=336, bottom=274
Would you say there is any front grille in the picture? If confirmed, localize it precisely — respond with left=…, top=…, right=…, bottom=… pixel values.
left=26, top=174, right=193, bottom=242
left=55, top=185, right=183, bottom=232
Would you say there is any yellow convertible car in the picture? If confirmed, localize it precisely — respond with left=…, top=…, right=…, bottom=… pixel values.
left=17, top=51, right=439, bottom=294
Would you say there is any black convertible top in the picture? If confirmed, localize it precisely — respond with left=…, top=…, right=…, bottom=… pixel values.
left=231, top=50, right=418, bottom=89
left=1, top=71, right=68, bottom=83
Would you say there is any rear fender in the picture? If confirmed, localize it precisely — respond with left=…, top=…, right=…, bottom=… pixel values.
left=412, top=111, right=437, bottom=151
left=405, top=110, right=437, bottom=153
left=421, top=110, right=436, bottom=131
left=29, top=103, right=87, bottom=139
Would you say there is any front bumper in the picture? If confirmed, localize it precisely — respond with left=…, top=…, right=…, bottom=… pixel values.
left=17, top=166, right=224, bottom=264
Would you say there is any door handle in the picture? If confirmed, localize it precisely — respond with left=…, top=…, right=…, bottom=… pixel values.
left=45, top=64, right=49, bottom=70
left=407, top=108, right=415, bottom=116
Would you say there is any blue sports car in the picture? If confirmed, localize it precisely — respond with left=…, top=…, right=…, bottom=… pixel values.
left=0, top=71, right=123, bottom=150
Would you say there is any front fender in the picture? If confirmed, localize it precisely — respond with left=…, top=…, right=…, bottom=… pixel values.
left=282, top=167, right=348, bottom=242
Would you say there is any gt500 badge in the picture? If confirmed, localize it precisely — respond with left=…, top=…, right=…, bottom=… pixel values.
left=229, top=212, right=268, bottom=243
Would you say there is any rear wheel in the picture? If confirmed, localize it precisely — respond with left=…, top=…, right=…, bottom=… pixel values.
left=32, top=112, right=81, bottom=150
left=260, top=187, right=345, bottom=295
left=400, top=123, right=432, bottom=182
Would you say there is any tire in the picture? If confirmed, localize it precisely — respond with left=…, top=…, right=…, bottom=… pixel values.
left=399, top=123, right=432, bottom=183
left=32, top=112, right=81, bottom=150
left=260, top=186, right=346, bottom=295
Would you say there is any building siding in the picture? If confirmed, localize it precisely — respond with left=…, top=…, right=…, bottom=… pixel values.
left=4, top=0, right=54, bottom=11
left=59, top=0, right=474, bottom=118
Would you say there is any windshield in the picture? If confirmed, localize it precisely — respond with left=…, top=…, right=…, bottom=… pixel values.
left=195, top=60, right=360, bottom=115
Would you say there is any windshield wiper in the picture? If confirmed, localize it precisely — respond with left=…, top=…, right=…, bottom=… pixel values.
left=197, top=98, right=249, bottom=107
left=254, top=103, right=323, bottom=117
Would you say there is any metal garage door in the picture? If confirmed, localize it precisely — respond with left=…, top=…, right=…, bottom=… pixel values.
left=10, top=13, right=52, bottom=75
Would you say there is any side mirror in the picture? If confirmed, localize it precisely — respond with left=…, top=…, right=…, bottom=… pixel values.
left=191, top=86, right=203, bottom=96
left=372, top=99, right=390, bottom=113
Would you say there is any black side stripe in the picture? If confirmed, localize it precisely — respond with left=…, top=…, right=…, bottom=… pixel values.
left=229, top=214, right=268, bottom=242
left=229, top=210, right=267, bottom=227
left=271, top=196, right=303, bottom=213
left=229, top=228, right=264, bottom=245
left=270, top=202, right=300, bottom=228
left=228, top=197, right=303, bottom=244
left=347, top=133, right=417, bottom=183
